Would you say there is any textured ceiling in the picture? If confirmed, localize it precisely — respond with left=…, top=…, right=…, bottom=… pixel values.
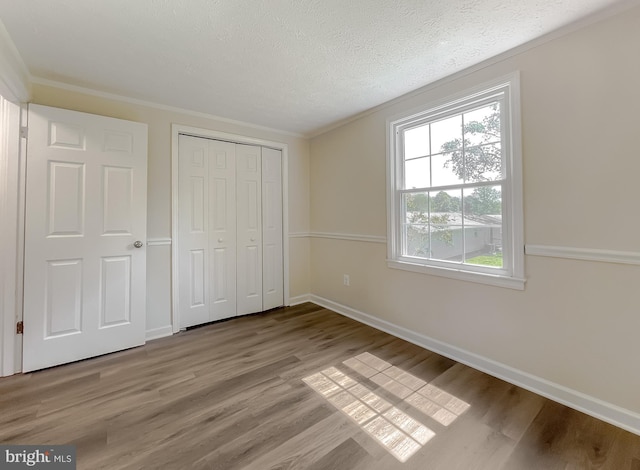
left=0, top=0, right=630, bottom=136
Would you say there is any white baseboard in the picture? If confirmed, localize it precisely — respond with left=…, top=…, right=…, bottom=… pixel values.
left=307, top=294, right=640, bottom=437
left=145, top=325, right=174, bottom=341
left=288, top=294, right=312, bottom=306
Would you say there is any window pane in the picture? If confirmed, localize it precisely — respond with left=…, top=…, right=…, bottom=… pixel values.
left=463, top=103, right=501, bottom=147
left=431, top=153, right=463, bottom=187
left=404, top=192, right=430, bottom=218
left=464, top=142, right=503, bottom=183
left=404, top=125, right=430, bottom=160
left=430, top=218, right=462, bottom=263
left=404, top=224, right=431, bottom=257
left=402, top=192, right=430, bottom=257
left=429, top=189, right=461, bottom=213
left=429, top=189, right=462, bottom=263
left=404, top=156, right=430, bottom=189
left=463, top=186, right=503, bottom=268
left=430, top=115, right=462, bottom=154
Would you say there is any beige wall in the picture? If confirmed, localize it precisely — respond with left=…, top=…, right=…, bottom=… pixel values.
left=309, top=6, right=640, bottom=416
left=31, top=84, right=311, bottom=332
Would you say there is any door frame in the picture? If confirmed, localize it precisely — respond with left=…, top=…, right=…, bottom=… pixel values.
left=0, top=100, right=27, bottom=376
left=170, top=124, right=290, bottom=333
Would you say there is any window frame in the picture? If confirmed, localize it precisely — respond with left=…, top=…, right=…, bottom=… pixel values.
left=386, top=73, right=525, bottom=290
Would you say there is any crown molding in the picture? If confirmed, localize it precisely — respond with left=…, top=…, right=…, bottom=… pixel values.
left=0, top=19, right=30, bottom=103
left=30, top=77, right=305, bottom=139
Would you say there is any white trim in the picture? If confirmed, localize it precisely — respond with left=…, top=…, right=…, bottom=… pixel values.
left=147, top=237, right=172, bottom=247
left=32, top=78, right=304, bottom=138
left=287, top=294, right=312, bottom=306
left=282, top=147, right=291, bottom=306
left=174, top=124, right=291, bottom=150
left=0, top=20, right=30, bottom=103
left=386, top=73, right=525, bottom=290
left=0, top=98, right=23, bottom=377
left=288, top=232, right=310, bottom=238
left=171, top=128, right=180, bottom=333
left=14, top=103, right=27, bottom=374
left=145, top=325, right=174, bottom=341
left=288, top=232, right=388, bottom=243
left=0, top=98, right=16, bottom=376
left=171, top=124, right=290, bottom=333
left=526, top=245, right=640, bottom=265
left=308, top=294, right=640, bottom=437
left=387, top=260, right=526, bottom=290
left=310, top=232, right=386, bottom=244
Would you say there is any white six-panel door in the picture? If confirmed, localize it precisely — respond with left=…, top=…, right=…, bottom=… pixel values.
left=23, top=104, right=147, bottom=372
left=178, top=135, right=237, bottom=327
left=177, top=135, right=283, bottom=328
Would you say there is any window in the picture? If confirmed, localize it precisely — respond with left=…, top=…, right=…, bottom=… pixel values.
left=387, top=74, right=524, bottom=289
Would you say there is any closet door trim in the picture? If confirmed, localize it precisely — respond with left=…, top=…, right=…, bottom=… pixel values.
left=171, top=124, right=289, bottom=333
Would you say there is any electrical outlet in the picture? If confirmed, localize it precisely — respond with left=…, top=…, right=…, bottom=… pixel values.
left=343, top=274, right=350, bottom=286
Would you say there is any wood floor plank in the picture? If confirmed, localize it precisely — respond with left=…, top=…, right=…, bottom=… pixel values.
left=0, top=303, right=638, bottom=469
left=239, top=413, right=358, bottom=470
left=304, top=437, right=373, bottom=470
left=482, top=385, right=546, bottom=442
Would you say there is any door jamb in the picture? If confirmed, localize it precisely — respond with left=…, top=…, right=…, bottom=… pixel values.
left=0, top=100, right=27, bottom=376
left=170, top=124, right=290, bottom=333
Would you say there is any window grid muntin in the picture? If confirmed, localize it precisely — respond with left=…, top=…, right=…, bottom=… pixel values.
left=397, top=93, right=507, bottom=273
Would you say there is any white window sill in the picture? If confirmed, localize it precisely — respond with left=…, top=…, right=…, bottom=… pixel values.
left=387, top=259, right=526, bottom=290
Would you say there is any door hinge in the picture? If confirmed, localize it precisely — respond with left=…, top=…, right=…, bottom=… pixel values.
left=20, top=126, right=28, bottom=139
left=16, top=321, right=23, bottom=335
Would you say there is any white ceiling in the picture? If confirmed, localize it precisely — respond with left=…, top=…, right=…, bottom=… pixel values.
left=0, top=0, right=630, bottom=136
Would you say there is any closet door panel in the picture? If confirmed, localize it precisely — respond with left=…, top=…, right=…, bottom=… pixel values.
left=178, top=135, right=211, bottom=328
left=236, top=144, right=263, bottom=315
left=262, top=148, right=284, bottom=310
left=209, top=140, right=237, bottom=320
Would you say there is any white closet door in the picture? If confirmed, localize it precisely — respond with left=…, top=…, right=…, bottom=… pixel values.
left=236, top=144, right=263, bottom=315
left=177, top=136, right=284, bottom=326
left=178, top=136, right=237, bottom=327
left=262, top=148, right=284, bottom=310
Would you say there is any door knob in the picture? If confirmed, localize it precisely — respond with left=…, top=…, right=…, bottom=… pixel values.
left=218, top=238, right=223, bottom=243
left=250, top=237, right=256, bottom=242
left=133, top=241, right=144, bottom=248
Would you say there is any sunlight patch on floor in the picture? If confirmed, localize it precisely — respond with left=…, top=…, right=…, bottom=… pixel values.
left=303, top=352, right=470, bottom=462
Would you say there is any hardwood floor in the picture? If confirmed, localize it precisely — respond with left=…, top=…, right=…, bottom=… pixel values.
left=1, top=303, right=639, bottom=469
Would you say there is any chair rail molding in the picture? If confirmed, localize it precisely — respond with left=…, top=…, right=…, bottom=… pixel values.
left=147, top=238, right=172, bottom=247
left=525, top=245, right=640, bottom=265
left=309, top=232, right=387, bottom=244
left=288, top=232, right=310, bottom=238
